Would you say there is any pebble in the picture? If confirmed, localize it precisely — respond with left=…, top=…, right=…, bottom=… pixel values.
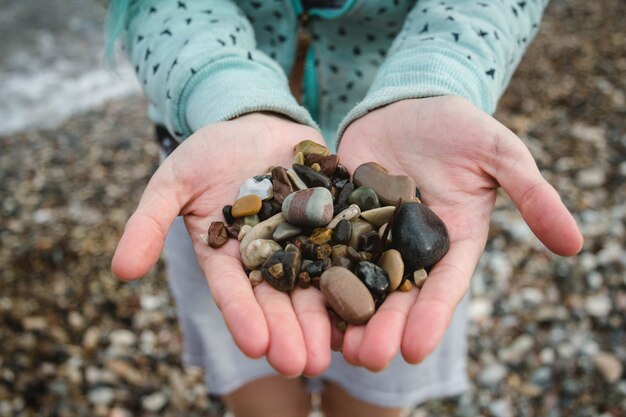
left=348, top=186, right=380, bottom=211
left=236, top=177, right=273, bottom=200
left=272, top=221, right=302, bottom=241
left=593, top=351, right=623, bottom=383
left=231, top=194, right=262, bottom=218
left=327, top=204, right=361, bottom=229
left=242, top=214, right=260, bottom=227
left=241, top=239, right=282, bottom=270
left=293, top=164, right=332, bottom=189
left=353, top=162, right=416, bottom=206
left=293, top=151, right=305, bottom=165
left=237, top=224, right=252, bottom=241
left=261, top=249, right=301, bottom=291
left=357, top=230, right=380, bottom=253
left=360, top=206, right=395, bottom=227
left=287, top=167, right=309, bottom=190
left=391, top=202, right=450, bottom=271
left=282, top=187, right=334, bottom=227
left=477, top=362, right=508, bottom=387
left=310, top=228, right=333, bottom=245
left=584, top=293, right=612, bottom=317
left=320, top=267, right=376, bottom=325
left=332, top=219, right=352, bottom=244
left=413, top=268, right=428, bottom=287
left=248, top=269, right=263, bottom=287
left=207, top=221, right=229, bottom=248
left=304, top=153, right=339, bottom=177
left=348, top=218, right=374, bottom=250
left=271, top=166, right=294, bottom=203
left=142, top=391, right=168, bottom=412
left=239, top=213, right=284, bottom=254
left=294, top=139, right=330, bottom=156
left=378, top=249, right=404, bottom=291
left=333, top=181, right=355, bottom=214
left=222, top=205, right=235, bottom=224
left=353, top=261, right=390, bottom=306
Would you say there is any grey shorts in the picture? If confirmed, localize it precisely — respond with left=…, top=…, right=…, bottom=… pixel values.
left=164, top=216, right=469, bottom=408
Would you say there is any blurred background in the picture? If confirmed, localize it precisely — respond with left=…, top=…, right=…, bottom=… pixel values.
left=0, top=0, right=624, bottom=416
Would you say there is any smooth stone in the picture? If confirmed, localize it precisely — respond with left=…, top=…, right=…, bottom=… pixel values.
left=334, top=164, right=350, bottom=179
left=242, top=214, right=260, bottom=227
left=320, top=267, right=375, bottom=325
left=272, top=222, right=302, bottom=241
left=334, top=182, right=355, bottom=215
left=357, top=230, right=380, bottom=253
left=360, top=206, right=395, bottom=227
left=302, top=260, right=324, bottom=277
left=398, top=279, right=413, bottom=292
left=258, top=200, right=280, bottom=221
left=282, top=187, right=334, bottom=227
left=327, top=204, right=361, bottom=229
left=232, top=195, right=262, bottom=218
left=305, top=154, right=339, bottom=177
left=332, top=219, right=352, bottom=244
left=207, top=221, right=229, bottom=248
left=413, top=269, right=428, bottom=287
left=310, top=228, right=333, bottom=245
left=240, top=213, right=285, bottom=254
left=222, top=205, right=235, bottom=225
left=354, top=261, right=390, bottom=306
left=392, top=202, right=450, bottom=271
left=248, top=270, right=263, bottom=287
left=331, top=177, right=350, bottom=190
left=331, top=244, right=362, bottom=263
left=294, top=140, right=330, bottom=156
left=348, top=186, right=380, bottom=211
left=348, top=219, right=374, bottom=250
left=311, top=163, right=322, bottom=171
left=293, top=164, right=332, bottom=189
left=287, top=168, right=309, bottom=190
left=242, top=239, right=282, bottom=270
left=237, top=224, right=252, bottom=241
left=353, top=162, right=416, bottom=206
left=378, top=249, right=404, bottom=291
left=271, top=166, right=293, bottom=204
left=293, top=151, right=305, bottom=165
left=237, top=177, right=273, bottom=200
left=261, top=249, right=301, bottom=292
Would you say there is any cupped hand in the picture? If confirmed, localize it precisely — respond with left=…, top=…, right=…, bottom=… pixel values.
left=112, top=113, right=331, bottom=377
left=336, top=96, right=583, bottom=371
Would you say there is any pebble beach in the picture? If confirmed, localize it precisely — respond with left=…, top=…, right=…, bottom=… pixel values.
left=0, top=0, right=624, bottom=416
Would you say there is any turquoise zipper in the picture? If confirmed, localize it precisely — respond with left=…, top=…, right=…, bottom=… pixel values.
left=290, top=0, right=357, bottom=122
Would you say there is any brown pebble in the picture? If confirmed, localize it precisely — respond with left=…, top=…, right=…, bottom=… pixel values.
left=271, top=166, right=294, bottom=204
left=267, top=263, right=284, bottom=280
left=398, top=279, right=413, bottom=292
left=353, top=162, right=416, bottom=206
left=320, top=267, right=375, bottom=325
left=232, top=195, right=262, bottom=218
left=310, top=228, right=333, bottom=245
left=297, top=271, right=311, bottom=289
left=378, top=249, right=404, bottom=291
left=248, top=270, right=263, bottom=287
left=208, top=222, right=229, bottom=248
left=316, top=243, right=333, bottom=260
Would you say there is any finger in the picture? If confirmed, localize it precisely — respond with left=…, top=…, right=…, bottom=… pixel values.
left=489, top=127, right=583, bottom=256
left=254, top=283, right=307, bottom=377
left=291, top=287, right=332, bottom=376
left=203, top=251, right=270, bottom=359
left=401, top=238, right=482, bottom=364
left=112, top=160, right=183, bottom=280
left=341, top=324, right=366, bottom=367
left=356, top=288, right=419, bottom=372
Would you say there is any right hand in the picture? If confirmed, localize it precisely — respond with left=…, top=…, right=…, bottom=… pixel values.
left=112, top=113, right=332, bottom=377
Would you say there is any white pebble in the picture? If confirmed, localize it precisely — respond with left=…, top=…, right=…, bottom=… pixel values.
left=237, top=178, right=273, bottom=200
left=584, top=294, right=612, bottom=317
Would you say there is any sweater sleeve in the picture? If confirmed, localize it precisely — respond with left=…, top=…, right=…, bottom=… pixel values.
left=120, top=0, right=316, bottom=140
left=337, top=0, right=548, bottom=139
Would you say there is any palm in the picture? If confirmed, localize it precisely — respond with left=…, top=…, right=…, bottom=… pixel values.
left=336, top=96, right=583, bottom=370
left=112, top=113, right=331, bottom=376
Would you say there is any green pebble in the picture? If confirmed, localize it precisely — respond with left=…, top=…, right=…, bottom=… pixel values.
left=347, top=186, right=380, bottom=212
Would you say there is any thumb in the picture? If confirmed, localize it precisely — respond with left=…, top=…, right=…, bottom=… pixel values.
left=487, top=125, right=583, bottom=256
left=112, top=159, right=183, bottom=280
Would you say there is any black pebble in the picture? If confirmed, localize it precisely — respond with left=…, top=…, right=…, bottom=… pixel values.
left=293, top=164, right=332, bottom=189
left=332, top=219, right=352, bottom=244
left=222, top=205, right=235, bottom=225
left=354, top=261, right=390, bottom=306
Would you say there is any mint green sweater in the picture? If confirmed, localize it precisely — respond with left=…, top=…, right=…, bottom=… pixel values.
left=112, top=0, right=547, bottom=151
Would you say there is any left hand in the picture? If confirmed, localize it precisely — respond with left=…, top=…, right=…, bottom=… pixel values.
left=335, top=96, right=583, bottom=371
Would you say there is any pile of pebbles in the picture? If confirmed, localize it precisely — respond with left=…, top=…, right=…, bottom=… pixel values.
left=203, top=140, right=449, bottom=325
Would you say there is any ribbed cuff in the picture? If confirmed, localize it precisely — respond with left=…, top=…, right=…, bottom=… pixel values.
left=181, top=56, right=318, bottom=136
left=337, top=45, right=495, bottom=143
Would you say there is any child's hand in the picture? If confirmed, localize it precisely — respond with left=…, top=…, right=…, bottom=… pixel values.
left=112, top=113, right=331, bottom=377
left=336, top=96, right=583, bottom=371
